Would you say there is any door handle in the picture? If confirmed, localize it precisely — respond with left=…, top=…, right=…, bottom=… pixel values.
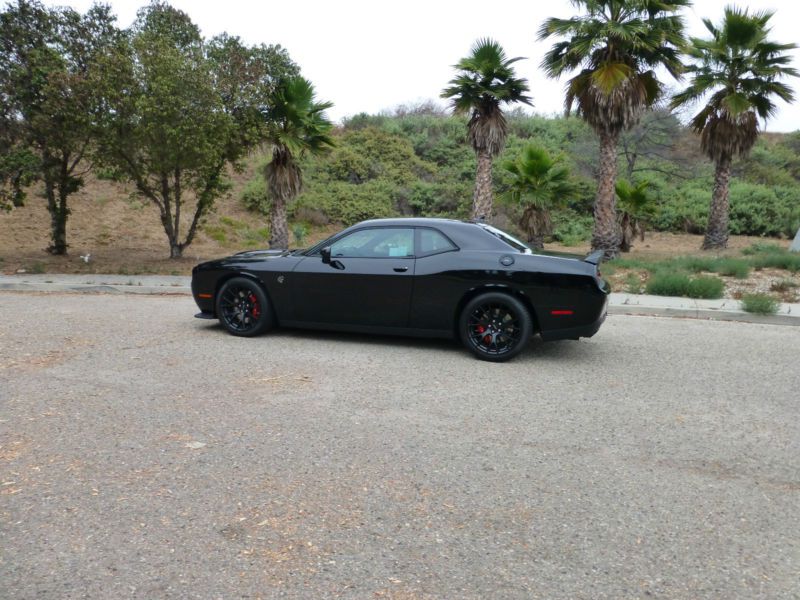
left=393, top=266, right=409, bottom=273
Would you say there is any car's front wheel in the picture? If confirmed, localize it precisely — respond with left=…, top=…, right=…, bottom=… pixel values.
left=216, top=277, right=273, bottom=337
left=459, top=292, right=532, bottom=362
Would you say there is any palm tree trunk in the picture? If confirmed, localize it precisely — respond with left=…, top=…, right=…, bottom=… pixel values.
left=620, top=213, right=632, bottom=252
left=703, top=156, right=731, bottom=250
left=269, top=192, right=289, bottom=249
left=592, top=132, right=621, bottom=260
left=471, top=151, right=493, bottom=220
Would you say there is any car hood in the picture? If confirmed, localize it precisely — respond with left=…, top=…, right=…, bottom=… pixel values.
left=194, top=248, right=303, bottom=271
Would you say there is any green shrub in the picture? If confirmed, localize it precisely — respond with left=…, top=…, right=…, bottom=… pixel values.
left=750, top=250, right=800, bottom=272
left=686, top=276, right=725, bottom=299
left=644, top=272, right=724, bottom=299
left=645, top=272, right=692, bottom=296
left=670, top=255, right=716, bottom=273
left=741, top=242, right=785, bottom=256
left=204, top=225, right=227, bottom=243
left=624, top=273, right=642, bottom=294
left=293, top=180, right=396, bottom=225
left=552, top=213, right=593, bottom=246
left=292, top=223, right=308, bottom=246
left=240, top=176, right=270, bottom=215
left=740, top=293, right=779, bottom=315
left=28, top=262, right=46, bottom=274
left=714, top=258, right=751, bottom=279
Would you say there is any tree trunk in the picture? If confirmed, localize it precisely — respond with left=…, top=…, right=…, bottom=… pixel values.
left=703, top=156, right=732, bottom=250
left=592, top=132, right=621, bottom=260
left=44, top=178, right=68, bottom=255
left=528, top=234, right=544, bottom=251
left=620, top=214, right=632, bottom=253
left=170, top=243, right=183, bottom=258
left=471, top=150, right=493, bottom=221
left=269, top=192, right=289, bottom=249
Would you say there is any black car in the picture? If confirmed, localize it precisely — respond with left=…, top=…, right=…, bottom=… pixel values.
left=191, top=218, right=609, bottom=361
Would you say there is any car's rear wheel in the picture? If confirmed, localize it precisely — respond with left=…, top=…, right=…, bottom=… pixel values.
left=459, top=292, right=532, bottom=362
left=216, top=277, right=273, bottom=337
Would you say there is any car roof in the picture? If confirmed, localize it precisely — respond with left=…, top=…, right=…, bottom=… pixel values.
left=348, top=218, right=512, bottom=252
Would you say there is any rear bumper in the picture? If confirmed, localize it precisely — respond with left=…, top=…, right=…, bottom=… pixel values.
left=540, top=297, right=608, bottom=341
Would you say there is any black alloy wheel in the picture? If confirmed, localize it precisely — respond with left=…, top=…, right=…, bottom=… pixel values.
left=459, top=292, right=532, bottom=362
left=216, top=277, right=272, bottom=337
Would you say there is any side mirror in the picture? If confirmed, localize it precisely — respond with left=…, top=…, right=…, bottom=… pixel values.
left=321, top=246, right=332, bottom=264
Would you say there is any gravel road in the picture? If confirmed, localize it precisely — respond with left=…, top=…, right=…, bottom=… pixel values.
left=1, top=292, right=798, bottom=599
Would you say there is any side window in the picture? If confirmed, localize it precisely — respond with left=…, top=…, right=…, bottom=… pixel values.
left=418, top=228, right=457, bottom=256
left=330, top=228, right=414, bottom=258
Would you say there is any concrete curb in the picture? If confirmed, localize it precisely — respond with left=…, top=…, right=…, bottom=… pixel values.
left=0, top=282, right=190, bottom=295
left=2, top=275, right=799, bottom=326
left=608, top=293, right=800, bottom=326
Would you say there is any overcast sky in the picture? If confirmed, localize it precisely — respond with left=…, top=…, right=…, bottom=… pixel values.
left=41, top=0, right=800, bottom=131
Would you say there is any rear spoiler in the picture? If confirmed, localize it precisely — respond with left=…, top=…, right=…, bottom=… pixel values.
left=583, top=250, right=603, bottom=265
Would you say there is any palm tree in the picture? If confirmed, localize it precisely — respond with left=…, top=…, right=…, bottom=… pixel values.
left=615, top=179, right=655, bottom=252
left=671, top=7, right=797, bottom=250
left=441, top=38, right=532, bottom=220
left=264, top=76, right=334, bottom=249
left=539, top=0, right=688, bottom=259
left=502, top=145, right=573, bottom=250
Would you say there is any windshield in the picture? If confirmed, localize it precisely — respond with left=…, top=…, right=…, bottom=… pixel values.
left=479, top=224, right=532, bottom=254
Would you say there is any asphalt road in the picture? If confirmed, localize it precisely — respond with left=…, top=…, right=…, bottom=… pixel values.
left=1, top=292, right=798, bottom=599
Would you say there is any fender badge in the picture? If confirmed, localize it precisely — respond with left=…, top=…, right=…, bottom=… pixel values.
left=277, top=275, right=285, bottom=284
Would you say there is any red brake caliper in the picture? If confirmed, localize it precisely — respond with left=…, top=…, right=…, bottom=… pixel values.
left=249, top=293, right=260, bottom=319
left=476, top=324, right=491, bottom=345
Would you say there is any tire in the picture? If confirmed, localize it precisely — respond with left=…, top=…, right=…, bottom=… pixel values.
left=215, top=277, right=273, bottom=337
left=459, top=292, right=533, bottom=362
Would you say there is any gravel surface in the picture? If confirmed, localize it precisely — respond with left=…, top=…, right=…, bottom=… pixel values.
left=1, top=292, right=798, bottom=599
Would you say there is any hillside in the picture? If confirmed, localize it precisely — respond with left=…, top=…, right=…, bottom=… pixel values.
left=1, top=110, right=799, bottom=276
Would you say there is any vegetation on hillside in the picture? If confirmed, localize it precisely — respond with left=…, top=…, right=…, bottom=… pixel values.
left=241, top=108, right=800, bottom=248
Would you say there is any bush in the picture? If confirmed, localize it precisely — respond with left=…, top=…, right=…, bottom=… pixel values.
left=241, top=177, right=270, bottom=215
left=624, top=273, right=642, bottom=294
left=748, top=247, right=800, bottom=272
left=552, top=212, right=593, bottom=246
left=714, top=258, right=751, bottom=279
left=645, top=272, right=692, bottom=296
left=292, top=180, right=396, bottom=226
left=740, top=293, right=779, bottom=315
left=686, top=276, right=725, bottom=299
left=645, top=272, right=724, bottom=299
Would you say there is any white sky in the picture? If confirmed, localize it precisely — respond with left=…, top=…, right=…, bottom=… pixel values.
left=42, top=0, right=800, bottom=131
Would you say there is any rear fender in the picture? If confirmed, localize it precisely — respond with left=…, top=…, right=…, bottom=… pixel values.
left=453, top=285, right=540, bottom=336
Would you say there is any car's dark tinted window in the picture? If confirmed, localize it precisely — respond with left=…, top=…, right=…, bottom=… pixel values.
left=330, top=228, right=414, bottom=258
left=418, top=228, right=457, bottom=255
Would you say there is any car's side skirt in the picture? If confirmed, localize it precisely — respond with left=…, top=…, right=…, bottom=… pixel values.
left=280, top=320, right=453, bottom=340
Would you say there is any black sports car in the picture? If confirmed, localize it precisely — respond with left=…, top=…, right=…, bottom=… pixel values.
left=191, top=218, right=609, bottom=361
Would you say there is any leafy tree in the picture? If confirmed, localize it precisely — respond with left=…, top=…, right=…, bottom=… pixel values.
left=263, top=76, right=334, bottom=249
left=671, top=6, right=798, bottom=250
left=441, top=38, right=532, bottom=220
left=615, top=178, right=655, bottom=252
left=502, top=145, right=573, bottom=250
left=98, top=3, right=297, bottom=258
left=0, top=0, right=118, bottom=251
left=539, top=0, right=688, bottom=259
left=618, top=104, right=694, bottom=181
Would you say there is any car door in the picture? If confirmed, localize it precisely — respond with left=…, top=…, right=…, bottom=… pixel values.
left=289, top=227, right=416, bottom=328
